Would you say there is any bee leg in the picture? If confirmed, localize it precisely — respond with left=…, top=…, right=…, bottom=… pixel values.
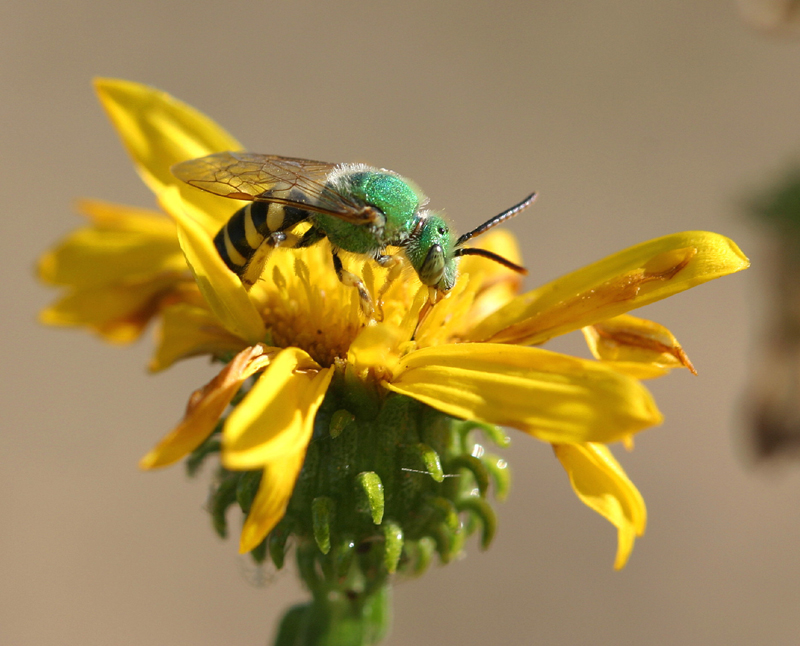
left=372, top=253, right=392, bottom=269
left=412, top=298, right=434, bottom=340
left=374, top=253, right=403, bottom=321
left=293, top=226, right=326, bottom=249
left=241, top=228, right=320, bottom=287
left=267, top=231, right=287, bottom=247
left=332, top=251, right=373, bottom=318
left=240, top=231, right=298, bottom=287
left=269, top=226, right=324, bottom=250
left=240, top=236, right=286, bottom=288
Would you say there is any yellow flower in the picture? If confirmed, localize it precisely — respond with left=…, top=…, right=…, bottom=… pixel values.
left=41, top=79, right=750, bottom=571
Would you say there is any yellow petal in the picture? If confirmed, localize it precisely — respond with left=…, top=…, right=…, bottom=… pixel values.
left=162, top=186, right=267, bottom=345
left=347, top=322, right=404, bottom=375
left=582, top=314, right=696, bottom=375
left=415, top=276, right=474, bottom=347
left=39, top=274, right=181, bottom=343
left=38, top=200, right=183, bottom=288
left=553, top=443, right=646, bottom=570
left=222, top=347, right=333, bottom=470
left=71, top=198, right=178, bottom=232
left=463, top=279, right=522, bottom=331
left=468, top=231, right=749, bottom=345
left=415, top=230, right=526, bottom=341
left=140, top=345, right=272, bottom=469
left=150, top=303, right=248, bottom=372
left=588, top=361, right=671, bottom=380
left=239, top=452, right=305, bottom=554
left=459, top=229, right=524, bottom=289
left=93, top=78, right=242, bottom=231
left=387, top=344, right=662, bottom=444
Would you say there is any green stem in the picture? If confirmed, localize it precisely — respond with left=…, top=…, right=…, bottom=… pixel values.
left=274, top=583, right=391, bottom=646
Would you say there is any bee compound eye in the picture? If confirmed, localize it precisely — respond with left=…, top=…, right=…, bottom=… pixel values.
left=419, top=243, right=446, bottom=286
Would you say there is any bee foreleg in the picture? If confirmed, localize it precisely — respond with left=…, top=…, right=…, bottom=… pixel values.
left=332, top=250, right=373, bottom=318
left=374, top=252, right=404, bottom=321
left=374, top=252, right=396, bottom=268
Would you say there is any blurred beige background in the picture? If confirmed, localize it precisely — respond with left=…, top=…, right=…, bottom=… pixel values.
left=3, top=1, right=800, bottom=644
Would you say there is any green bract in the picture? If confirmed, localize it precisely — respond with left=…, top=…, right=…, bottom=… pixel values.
left=193, top=376, right=510, bottom=646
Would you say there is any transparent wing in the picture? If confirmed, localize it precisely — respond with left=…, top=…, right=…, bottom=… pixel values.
left=171, top=152, right=378, bottom=224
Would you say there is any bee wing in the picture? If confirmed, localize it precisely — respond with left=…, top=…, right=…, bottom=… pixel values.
left=171, top=152, right=377, bottom=225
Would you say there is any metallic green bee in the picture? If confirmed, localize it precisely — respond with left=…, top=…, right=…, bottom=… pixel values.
left=172, top=152, right=533, bottom=315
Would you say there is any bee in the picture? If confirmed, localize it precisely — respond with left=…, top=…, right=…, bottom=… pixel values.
left=172, top=152, right=534, bottom=316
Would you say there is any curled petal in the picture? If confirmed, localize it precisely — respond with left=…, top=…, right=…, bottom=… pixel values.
left=222, top=347, right=333, bottom=470
left=553, top=443, right=646, bottom=570
left=582, top=314, right=696, bottom=377
left=163, top=186, right=267, bottom=345
left=587, top=362, right=671, bottom=380
left=140, top=345, right=272, bottom=469
left=468, top=232, right=749, bottom=345
left=387, top=344, right=662, bottom=444
left=94, top=78, right=242, bottom=231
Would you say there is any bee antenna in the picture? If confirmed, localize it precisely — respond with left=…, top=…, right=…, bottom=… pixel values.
left=452, top=247, right=528, bottom=274
left=455, top=192, right=537, bottom=247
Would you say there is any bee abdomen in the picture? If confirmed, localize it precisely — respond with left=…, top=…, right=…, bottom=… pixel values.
left=214, top=203, right=263, bottom=273
left=214, top=199, right=311, bottom=275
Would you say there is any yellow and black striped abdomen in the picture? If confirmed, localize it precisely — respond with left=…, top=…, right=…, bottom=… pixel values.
left=213, top=201, right=310, bottom=276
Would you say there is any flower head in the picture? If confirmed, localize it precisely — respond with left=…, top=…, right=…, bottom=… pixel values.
left=40, top=80, right=749, bottom=581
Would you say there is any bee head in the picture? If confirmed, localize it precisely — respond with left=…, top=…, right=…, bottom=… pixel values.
left=405, top=192, right=536, bottom=295
left=405, top=212, right=458, bottom=292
